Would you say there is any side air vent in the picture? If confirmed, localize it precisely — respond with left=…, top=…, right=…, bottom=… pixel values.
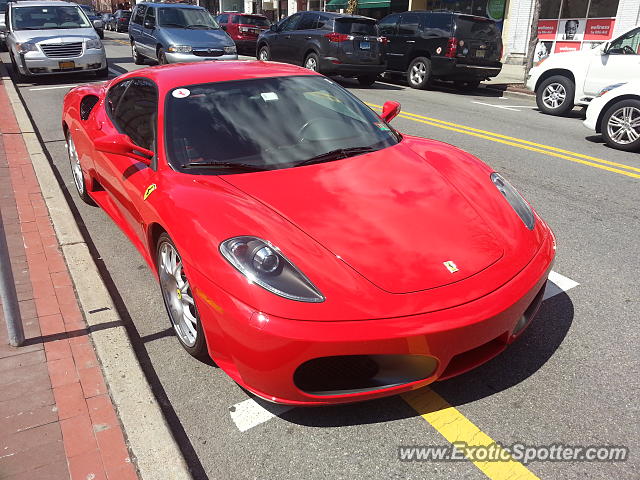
left=80, top=95, right=100, bottom=121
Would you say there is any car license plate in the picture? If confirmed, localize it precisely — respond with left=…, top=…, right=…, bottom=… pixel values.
left=476, top=50, right=485, bottom=58
left=59, top=61, right=75, bottom=69
left=360, top=41, right=371, bottom=50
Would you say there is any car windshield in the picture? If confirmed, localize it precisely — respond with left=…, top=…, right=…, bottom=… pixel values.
left=165, top=76, right=398, bottom=174
left=80, top=5, right=97, bottom=16
left=238, top=15, right=269, bottom=27
left=158, top=7, right=219, bottom=29
left=12, top=5, right=91, bottom=30
left=335, top=18, right=377, bottom=35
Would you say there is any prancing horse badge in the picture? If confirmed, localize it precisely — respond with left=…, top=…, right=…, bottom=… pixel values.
left=443, top=261, right=459, bottom=273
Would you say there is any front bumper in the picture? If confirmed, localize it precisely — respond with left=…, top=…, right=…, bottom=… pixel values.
left=583, top=95, right=605, bottom=131
left=164, top=51, right=238, bottom=63
left=319, top=58, right=386, bottom=77
left=17, top=49, right=106, bottom=75
left=189, top=232, right=555, bottom=405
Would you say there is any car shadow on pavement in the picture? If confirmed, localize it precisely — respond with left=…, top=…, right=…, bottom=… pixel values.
left=271, top=291, right=574, bottom=428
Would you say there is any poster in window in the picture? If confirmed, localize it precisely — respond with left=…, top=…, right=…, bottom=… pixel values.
left=537, top=19, right=558, bottom=40
left=557, top=19, right=585, bottom=41
left=535, top=41, right=553, bottom=62
left=584, top=18, right=616, bottom=41
left=554, top=41, right=581, bottom=53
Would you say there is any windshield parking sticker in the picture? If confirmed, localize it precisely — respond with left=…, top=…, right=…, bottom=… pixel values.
left=172, top=88, right=191, bottom=99
left=261, top=92, right=279, bottom=101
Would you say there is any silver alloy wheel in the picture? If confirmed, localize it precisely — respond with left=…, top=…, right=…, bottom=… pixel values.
left=131, top=43, right=138, bottom=59
left=607, top=106, right=640, bottom=145
left=66, top=134, right=84, bottom=195
left=259, top=48, right=269, bottom=61
left=542, top=82, right=566, bottom=109
left=158, top=241, right=198, bottom=347
left=304, top=56, right=317, bottom=71
left=410, top=61, right=426, bottom=84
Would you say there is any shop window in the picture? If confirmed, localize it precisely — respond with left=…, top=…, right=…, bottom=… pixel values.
left=539, top=0, right=561, bottom=19
left=588, top=0, right=619, bottom=18
left=560, top=0, right=588, bottom=19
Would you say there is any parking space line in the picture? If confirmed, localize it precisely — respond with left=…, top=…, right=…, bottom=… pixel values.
left=472, top=101, right=534, bottom=112
left=544, top=271, right=580, bottom=300
left=229, top=398, right=293, bottom=432
left=367, top=103, right=640, bottom=179
left=28, top=84, right=83, bottom=91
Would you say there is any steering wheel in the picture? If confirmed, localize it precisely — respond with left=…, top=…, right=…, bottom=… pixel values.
left=622, top=45, right=635, bottom=54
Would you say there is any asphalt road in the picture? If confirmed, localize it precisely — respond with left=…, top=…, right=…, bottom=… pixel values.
left=2, top=31, right=638, bottom=480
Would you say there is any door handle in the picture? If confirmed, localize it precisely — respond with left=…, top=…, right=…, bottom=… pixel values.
left=406, top=40, right=415, bottom=43
left=305, top=36, right=311, bottom=39
left=285, top=35, right=291, bottom=39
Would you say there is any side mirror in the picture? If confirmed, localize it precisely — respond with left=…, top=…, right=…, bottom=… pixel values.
left=601, top=42, right=609, bottom=54
left=221, top=24, right=227, bottom=30
left=270, top=24, right=277, bottom=32
left=93, top=19, right=103, bottom=29
left=95, top=134, right=154, bottom=166
left=143, top=20, right=155, bottom=29
left=381, top=100, right=401, bottom=123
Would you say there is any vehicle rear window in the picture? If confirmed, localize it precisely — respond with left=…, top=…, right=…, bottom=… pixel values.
left=238, top=15, right=269, bottom=26
left=454, top=16, right=499, bottom=39
left=121, top=11, right=132, bottom=18
left=335, top=18, right=376, bottom=36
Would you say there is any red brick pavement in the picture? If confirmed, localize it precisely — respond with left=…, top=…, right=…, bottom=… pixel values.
left=0, top=79, right=139, bottom=480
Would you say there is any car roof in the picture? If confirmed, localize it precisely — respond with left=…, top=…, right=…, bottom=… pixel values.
left=137, top=2, right=204, bottom=9
left=10, top=0, right=79, bottom=6
left=112, top=61, right=317, bottom=94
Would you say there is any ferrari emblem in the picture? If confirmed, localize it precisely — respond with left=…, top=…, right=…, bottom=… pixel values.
left=443, top=261, right=459, bottom=273
left=143, top=184, right=157, bottom=200
left=177, top=289, right=182, bottom=300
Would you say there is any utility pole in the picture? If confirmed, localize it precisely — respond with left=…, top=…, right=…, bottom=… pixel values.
left=524, top=0, right=541, bottom=80
left=0, top=211, right=24, bottom=347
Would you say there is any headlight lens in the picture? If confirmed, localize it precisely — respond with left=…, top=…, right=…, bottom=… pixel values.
left=167, top=45, right=192, bottom=53
left=224, top=45, right=237, bottom=55
left=220, top=236, right=324, bottom=303
left=86, top=38, right=102, bottom=49
left=596, top=83, right=626, bottom=98
left=16, top=42, right=38, bottom=54
left=490, top=173, right=535, bottom=230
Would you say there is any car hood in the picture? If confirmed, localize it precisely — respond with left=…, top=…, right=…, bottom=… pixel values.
left=11, top=28, right=98, bottom=43
left=223, top=142, right=504, bottom=294
left=161, top=27, right=233, bottom=47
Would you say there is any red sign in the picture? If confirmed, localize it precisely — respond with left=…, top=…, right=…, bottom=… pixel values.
left=554, top=42, right=581, bottom=53
left=538, top=20, right=558, bottom=40
left=584, top=18, right=616, bottom=40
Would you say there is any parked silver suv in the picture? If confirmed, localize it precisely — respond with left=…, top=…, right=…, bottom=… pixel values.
left=2, top=0, right=107, bottom=80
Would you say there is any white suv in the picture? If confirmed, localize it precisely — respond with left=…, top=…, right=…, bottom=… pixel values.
left=526, top=26, right=640, bottom=116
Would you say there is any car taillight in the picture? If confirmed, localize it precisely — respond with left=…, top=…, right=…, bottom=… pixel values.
left=377, top=36, right=388, bottom=44
left=324, top=32, right=353, bottom=42
left=445, top=37, right=457, bottom=58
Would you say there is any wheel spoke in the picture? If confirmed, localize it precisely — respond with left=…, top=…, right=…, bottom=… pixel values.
left=180, top=279, right=189, bottom=293
left=608, top=116, right=625, bottom=127
left=181, top=293, right=194, bottom=306
left=627, top=127, right=639, bottom=142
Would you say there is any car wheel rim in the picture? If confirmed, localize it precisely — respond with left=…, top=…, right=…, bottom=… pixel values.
left=607, top=106, right=640, bottom=145
left=259, top=49, right=268, bottom=61
left=542, top=83, right=566, bottom=109
left=305, top=57, right=317, bottom=71
left=158, top=242, right=198, bottom=348
left=66, top=135, right=84, bottom=195
left=410, top=62, right=426, bottom=84
left=131, top=43, right=137, bottom=59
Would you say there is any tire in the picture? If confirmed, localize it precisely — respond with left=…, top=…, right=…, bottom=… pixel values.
left=357, top=75, right=377, bottom=87
left=95, top=64, right=109, bottom=79
left=407, top=56, right=431, bottom=89
left=304, top=52, right=320, bottom=72
left=65, top=131, right=94, bottom=205
left=258, top=45, right=270, bottom=61
left=600, top=99, right=640, bottom=152
left=9, top=51, right=29, bottom=83
left=454, top=79, right=480, bottom=91
left=131, top=42, right=144, bottom=65
left=157, top=47, right=168, bottom=65
left=536, top=75, right=575, bottom=116
left=156, top=233, right=208, bottom=359
left=97, top=30, right=104, bottom=39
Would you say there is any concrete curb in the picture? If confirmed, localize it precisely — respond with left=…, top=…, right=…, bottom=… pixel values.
left=0, top=64, right=192, bottom=480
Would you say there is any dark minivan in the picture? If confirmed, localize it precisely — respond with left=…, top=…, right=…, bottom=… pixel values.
left=256, top=11, right=385, bottom=86
left=378, top=11, right=502, bottom=89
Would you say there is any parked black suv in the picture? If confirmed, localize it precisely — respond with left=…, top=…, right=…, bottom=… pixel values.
left=378, top=11, right=502, bottom=89
left=256, top=11, right=385, bottom=86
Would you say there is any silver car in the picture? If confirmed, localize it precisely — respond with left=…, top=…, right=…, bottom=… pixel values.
left=2, top=0, right=107, bottom=80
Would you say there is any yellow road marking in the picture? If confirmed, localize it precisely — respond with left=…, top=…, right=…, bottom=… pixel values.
left=403, top=388, right=540, bottom=480
left=368, top=103, right=640, bottom=179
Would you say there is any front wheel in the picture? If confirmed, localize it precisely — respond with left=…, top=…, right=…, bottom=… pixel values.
left=357, top=75, right=377, bottom=87
left=258, top=45, right=270, bottom=61
left=157, top=233, right=208, bottom=359
left=157, top=47, right=168, bottom=65
left=601, top=99, right=640, bottom=152
left=304, top=52, right=320, bottom=72
left=407, top=57, right=431, bottom=89
left=97, top=30, right=104, bottom=39
left=132, top=42, right=144, bottom=65
left=65, top=131, right=94, bottom=205
left=536, top=75, right=575, bottom=116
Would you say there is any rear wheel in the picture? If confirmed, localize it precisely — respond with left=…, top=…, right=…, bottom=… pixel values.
left=407, top=57, right=431, bottom=89
left=131, top=42, right=144, bottom=65
left=357, top=75, right=377, bottom=87
left=536, top=75, right=575, bottom=116
left=304, top=52, right=320, bottom=72
left=258, top=45, right=270, bottom=61
left=601, top=99, right=640, bottom=152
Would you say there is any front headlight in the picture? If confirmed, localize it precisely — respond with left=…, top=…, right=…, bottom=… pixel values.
left=220, top=236, right=324, bottom=303
left=223, top=45, right=237, bottom=55
left=86, top=38, right=102, bottom=50
left=167, top=45, right=192, bottom=53
left=491, top=173, right=535, bottom=230
left=16, top=42, right=38, bottom=54
left=596, top=83, right=626, bottom=98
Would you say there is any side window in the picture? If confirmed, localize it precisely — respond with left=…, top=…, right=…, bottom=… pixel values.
left=398, top=13, right=422, bottom=36
left=297, top=13, right=318, bottom=31
left=425, top=13, right=453, bottom=36
left=232, top=15, right=240, bottom=23
left=218, top=14, right=228, bottom=23
left=112, top=79, right=157, bottom=151
left=317, top=14, right=332, bottom=31
left=378, top=14, right=399, bottom=36
left=106, top=80, right=130, bottom=118
left=80, top=95, right=99, bottom=121
left=281, top=14, right=301, bottom=32
left=609, top=28, right=640, bottom=55
left=144, top=7, right=155, bottom=26
left=132, top=6, right=145, bottom=25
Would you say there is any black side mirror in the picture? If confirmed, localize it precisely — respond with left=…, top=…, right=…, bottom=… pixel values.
left=221, top=24, right=227, bottom=30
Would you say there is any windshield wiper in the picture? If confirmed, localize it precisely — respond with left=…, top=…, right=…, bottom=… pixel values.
left=187, top=24, right=212, bottom=29
left=295, top=146, right=377, bottom=167
left=180, top=161, right=266, bottom=172
left=161, top=22, right=187, bottom=28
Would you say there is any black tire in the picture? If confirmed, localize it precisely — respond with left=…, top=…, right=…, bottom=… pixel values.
left=131, top=41, right=144, bottom=65
left=258, top=44, right=270, bottom=61
left=536, top=75, right=575, bottom=116
left=97, top=30, right=104, bottom=39
left=156, top=233, right=208, bottom=360
left=407, top=56, right=431, bottom=89
left=65, top=131, right=94, bottom=205
left=454, top=79, right=481, bottom=91
left=357, top=75, right=377, bottom=87
left=600, top=99, right=640, bottom=152
left=303, top=52, right=320, bottom=73
left=95, top=65, right=109, bottom=79
left=9, top=52, right=29, bottom=83
left=157, top=47, right=168, bottom=65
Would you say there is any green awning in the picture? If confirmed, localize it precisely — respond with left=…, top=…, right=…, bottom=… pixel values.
left=326, top=0, right=347, bottom=10
left=325, top=0, right=390, bottom=10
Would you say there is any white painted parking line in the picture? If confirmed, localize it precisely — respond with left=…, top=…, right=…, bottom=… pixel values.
left=229, top=398, right=293, bottom=433
left=472, top=101, right=534, bottom=112
left=29, top=84, right=82, bottom=91
left=544, top=271, right=579, bottom=301
left=108, top=67, right=122, bottom=76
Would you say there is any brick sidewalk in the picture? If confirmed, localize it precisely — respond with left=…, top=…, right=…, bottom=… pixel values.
left=0, top=80, right=139, bottom=480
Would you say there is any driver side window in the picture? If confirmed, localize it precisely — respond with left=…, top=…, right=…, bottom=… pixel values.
left=108, top=79, right=158, bottom=151
left=609, top=28, right=640, bottom=55
left=281, top=14, right=301, bottom=32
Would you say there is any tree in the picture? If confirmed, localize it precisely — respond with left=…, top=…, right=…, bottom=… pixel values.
left=346, top=0, right=357, bottom=15
left=524, top=0, right=541, bottom=80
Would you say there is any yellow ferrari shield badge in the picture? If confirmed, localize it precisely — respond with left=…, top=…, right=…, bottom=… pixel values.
left=143, top=184, right=157, bottom=200
left=443, top=261, right=459, bottom=273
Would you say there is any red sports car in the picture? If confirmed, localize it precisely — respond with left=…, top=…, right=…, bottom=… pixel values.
left=62, top=61, right=555, bottom=405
